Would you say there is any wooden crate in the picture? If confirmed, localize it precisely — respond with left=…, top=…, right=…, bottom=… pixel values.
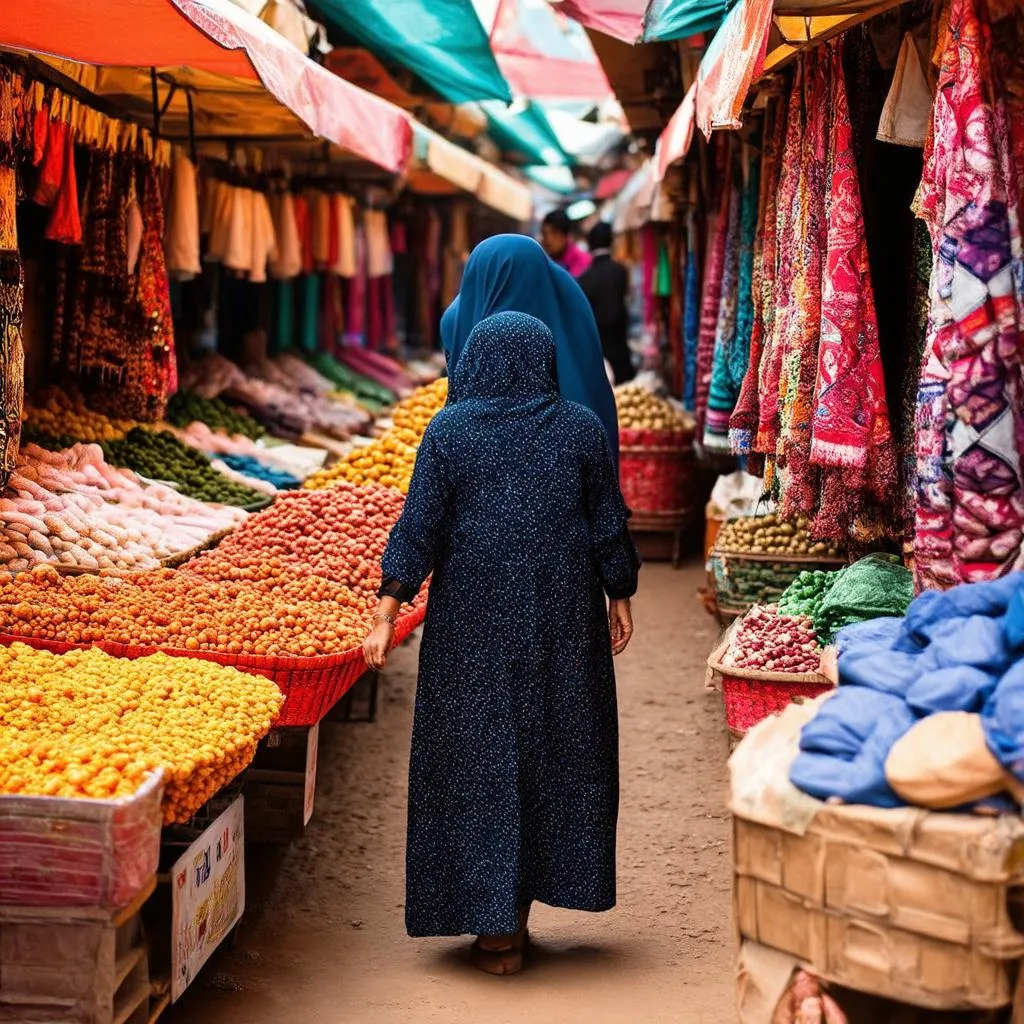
left=0, top=880, right=153, bottom=1024
left=242, top=727, right=318, bottom=844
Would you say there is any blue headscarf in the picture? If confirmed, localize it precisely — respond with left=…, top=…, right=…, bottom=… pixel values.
left=441, top=234, right=619, bottom=466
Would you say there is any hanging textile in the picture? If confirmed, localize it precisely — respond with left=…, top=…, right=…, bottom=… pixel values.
left=913, top=0, right=1024, bottom=589
left=705, top=146, right=760, bottom=450
left=332, top=194, right=357, bottom=278
left=0, top=69, right=24, bottom=488
left=681, top=210, right=700, bottom=412
left=164, top=148, right=201, bottom=279
left=731, top=93, right=786, bottom=457
left=877, top=26, right=933, bottom=148
left=695, top=140, right=731, bottom=440
left=269, top=190, right=302, bottom=280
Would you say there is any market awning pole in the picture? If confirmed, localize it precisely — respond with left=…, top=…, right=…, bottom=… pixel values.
left=185, top=88, right=197, bottom=164
left=150, top=66, right=161, bottom=138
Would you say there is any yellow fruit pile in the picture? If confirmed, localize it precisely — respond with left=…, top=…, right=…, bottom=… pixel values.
left=305, top=435, right=418, bottom=493
left=391, top=377, right=448, bottom=435
left=614, top=384, right=691, bottom=432
left=0, top=643, right=283, bottom=824
left=26, top=388, right=135, bottom=442
left=304, top=378, right=448, bottom=495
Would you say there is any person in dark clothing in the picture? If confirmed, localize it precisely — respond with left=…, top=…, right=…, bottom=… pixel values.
left=363, top=306, right=639, bottom=976
left=577, top=222, right=634, bottom=385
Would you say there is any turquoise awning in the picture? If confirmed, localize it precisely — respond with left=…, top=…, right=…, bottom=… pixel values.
left=311, top=0, right=512, bottom=104
left=480, top=100, right=572, bottom=166
left=642, top=0, right=738, bottom=41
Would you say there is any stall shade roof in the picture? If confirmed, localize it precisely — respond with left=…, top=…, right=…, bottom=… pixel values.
left=547, top=0, right=649, bottom=44
left=312, top=0, right=512, bottom=105
left=411, top=123, right=534, bottom=222
left=586, top=29, right=678, bottom=133
left=2, top=0, right=413, bottom=173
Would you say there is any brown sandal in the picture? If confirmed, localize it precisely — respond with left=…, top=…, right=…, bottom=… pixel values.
left=471, top=904, right=532, bottom=976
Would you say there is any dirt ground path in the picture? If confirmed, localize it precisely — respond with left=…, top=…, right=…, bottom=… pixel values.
left=167, top=562, right=735, bottom=1023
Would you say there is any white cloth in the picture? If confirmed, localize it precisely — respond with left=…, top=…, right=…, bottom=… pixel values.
left=164, top=149, right=201, bottom=279
left=877, top=29, right=933, bottom=148
left=364, top=208, right=393, bottom=278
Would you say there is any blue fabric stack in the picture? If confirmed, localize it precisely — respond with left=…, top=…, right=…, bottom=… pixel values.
left=790, top=572, right=1024, bottom=808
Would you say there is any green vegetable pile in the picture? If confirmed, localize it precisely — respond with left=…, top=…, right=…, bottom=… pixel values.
left=778, top=569, right=836, bottom=620
left=304, top=352, right=396, bottom=412
left=712, top=556, right=816, bottom=609
left=166, top=389, right=265, bottom=440
left=102, top=429, right=265, bottom=506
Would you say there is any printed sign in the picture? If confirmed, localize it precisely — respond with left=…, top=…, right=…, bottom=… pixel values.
left=304, top=723, right=319, bottom=827
left=171, top=797, right=245, bottom=1001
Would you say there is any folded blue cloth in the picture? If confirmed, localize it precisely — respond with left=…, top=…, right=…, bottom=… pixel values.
left=981, top=658, right=1024, bottom=782
left=792, top=573, right=1024, bottom=809
left=791, top=688, right=917, bottom=808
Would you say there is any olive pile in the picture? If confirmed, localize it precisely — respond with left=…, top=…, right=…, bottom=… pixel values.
left=166, top=389, right=265, bottom=440
left=716, top=514, right=843, bottom=558
left=102, top=429, right=265, bottom=506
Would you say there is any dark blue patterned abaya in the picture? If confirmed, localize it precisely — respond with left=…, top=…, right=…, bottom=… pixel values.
left=380, top=311, right=640, bottom=938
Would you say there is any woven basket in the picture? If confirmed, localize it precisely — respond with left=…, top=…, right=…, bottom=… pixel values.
left=708, top=547, right=847, bottom=617
left=619, top=444, right=696, bottom=515
left=706, top=641, right=832, bottom=738
left=0, top=603, right=427, bottom=727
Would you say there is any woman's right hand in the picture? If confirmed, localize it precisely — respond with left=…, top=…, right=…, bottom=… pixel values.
left=609, top=598, right=633, bottom=656
left=363, top=621, right=395, bottom=671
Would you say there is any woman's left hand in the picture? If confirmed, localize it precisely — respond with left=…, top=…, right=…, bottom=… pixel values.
left=363, top=621, right=395, bottom=670
left=609, top=598, right=633, bottom=656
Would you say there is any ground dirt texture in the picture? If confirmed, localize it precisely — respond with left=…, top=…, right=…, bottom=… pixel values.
left=166, top=561, right=735, bottom=1023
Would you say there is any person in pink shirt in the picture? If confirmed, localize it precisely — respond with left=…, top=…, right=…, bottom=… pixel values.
left=540, top=208, right=592, bottom=278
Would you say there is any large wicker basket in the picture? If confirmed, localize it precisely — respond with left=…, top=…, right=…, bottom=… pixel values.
left=706, top=636, right=832, bottom=739
left=708, top=548, right=847, bottom=618
left=620, top=444, right=696, bottom=515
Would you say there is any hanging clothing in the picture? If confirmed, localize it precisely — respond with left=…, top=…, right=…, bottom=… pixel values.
left=877, top=27, right=933, bottom=148
left=364, top=209, right=393, bottom=278
left=249, top=192, right=277, bottom=285
left=913, top=0, right=1024, bottom=589
left=731, top=95, right=786, bottom=456
left=694, top=153, right=730, bottom=442
left=164, top=148, right=201, bottom=279
left=0, top=69, right=24, bottom=488
left=681, top=212, right=700, bottom=412
left=378, top=310, right=639, bottom=938
left=45, top=125, right=82, bottom=246
left=706, top=152, right=760, bottom=451
left=440, top=234, right=619, bottom=467
left=311, top=191, right=331, bottom=267
left=269, top=191, right=302, bottom=280
left=332, top=194, right=357, bottom=278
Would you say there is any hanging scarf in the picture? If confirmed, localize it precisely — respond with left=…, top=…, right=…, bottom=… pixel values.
left=695, top=140, right=731, bottom=441
left=812, top=41, right=893, bottom=473
left=707, top=147, right=761, bottom=451
left=731, top=94, right=786, bottom=457
left=682, top=210, right=701, bottom=412
left=913, top=0, right=1024, bottom=589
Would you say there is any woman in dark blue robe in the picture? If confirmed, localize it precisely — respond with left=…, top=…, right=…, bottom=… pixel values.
left=363, top=310, right=640, bottom=974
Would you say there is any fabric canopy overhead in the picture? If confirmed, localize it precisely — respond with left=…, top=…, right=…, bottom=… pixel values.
left=652, top=80, right=695, bottom=180
left=547, top=0, right=648, bottom=43
left=2, top=0, right=413, bottom=172
left=480, top=99, right=572, bottom=165
left=642, top=0, right=740, bottom=41
left=311, top=0, right=512, bottom=104
left=491, top=0, right=612, bottom=100
left=410, top=123, right=534, bottom=221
